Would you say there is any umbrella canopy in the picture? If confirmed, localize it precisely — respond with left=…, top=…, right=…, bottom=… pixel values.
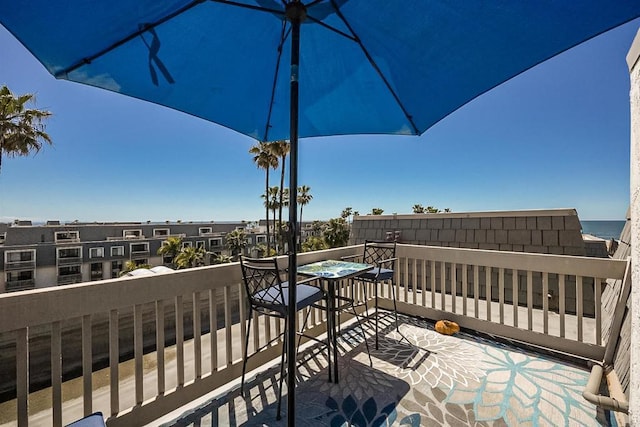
left=2, top=1, right=640, bottom=425
left=2, top=1, right=639, bottom=140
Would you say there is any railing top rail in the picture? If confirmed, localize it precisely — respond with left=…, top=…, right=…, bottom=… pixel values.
left=0, top=245, right=362, bottom=333
left=397, top=243, right=627, bottom=279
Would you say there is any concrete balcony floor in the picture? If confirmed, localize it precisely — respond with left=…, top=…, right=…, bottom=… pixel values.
left=157, top=313, right=612, bottom=427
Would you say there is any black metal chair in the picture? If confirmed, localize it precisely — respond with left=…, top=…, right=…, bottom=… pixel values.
left=343, top=240, right=399, bottom=349
left=239, top=256, right=328, bottom=420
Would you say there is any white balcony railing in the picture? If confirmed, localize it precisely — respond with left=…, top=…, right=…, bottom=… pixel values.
left=391, top=244, right=627, bottom=360
left=0, top=244, right=627, bottom=426
left=5, top=260, right=36, bottom=271
left=5, top=279, right=36, bottom=292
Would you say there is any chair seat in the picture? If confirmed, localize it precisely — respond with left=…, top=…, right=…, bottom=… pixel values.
left=360, top=267, right=394, bottom=282
left=254, top=283, right=324, bottom=313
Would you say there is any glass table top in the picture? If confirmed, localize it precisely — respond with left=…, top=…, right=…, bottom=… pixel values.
left=297, top=260, right=373, bottom=279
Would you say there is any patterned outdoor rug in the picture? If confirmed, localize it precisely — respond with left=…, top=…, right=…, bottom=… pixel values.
left=165, top=314, right=614, bottom=426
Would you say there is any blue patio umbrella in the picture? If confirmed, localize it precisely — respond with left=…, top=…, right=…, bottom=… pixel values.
left=2, top=1, right=639, bottom=424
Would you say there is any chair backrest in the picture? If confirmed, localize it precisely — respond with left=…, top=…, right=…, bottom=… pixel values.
left=239, top=256, right=286, bottom=309
left=363, top=240, right=396, bottom=270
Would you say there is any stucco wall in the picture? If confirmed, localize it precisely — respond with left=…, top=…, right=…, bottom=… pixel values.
left=627, top=26, right=640, bottom=425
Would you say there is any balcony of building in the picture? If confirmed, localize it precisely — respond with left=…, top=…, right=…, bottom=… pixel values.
left=56, top=257, right=82, bottom=266
left=130, top=251, right=151, bottom=260
left=56, top=273, right=84, bottom=286
left=4, top=278, right=36, bottom=292
left=0, top=244, right=629, bottom=427
left=5, top=260, right=36, bottom=271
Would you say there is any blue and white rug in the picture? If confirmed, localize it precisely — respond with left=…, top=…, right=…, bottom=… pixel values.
left=166, top=314, right=613, bottom=427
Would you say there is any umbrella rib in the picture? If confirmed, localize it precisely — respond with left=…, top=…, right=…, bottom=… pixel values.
left=54, top=0, right=211, bottom=78
left=305, top=16, right=356, bottom=42
left=263, top=21, right=289, bottom=141
left=54, top=0, right=283, bottom=78
left=209, top=0, right=284, bottom=16
left=329, top=0, right=419, bottom=134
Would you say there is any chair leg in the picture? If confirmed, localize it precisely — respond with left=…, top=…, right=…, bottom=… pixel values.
left=276, top=318, right=287, bottom=421
left=241, top=307, right=253, bottom=397
left=297, top=306, right=313, bottom=350
left=351, top=303, right=372, bottom=366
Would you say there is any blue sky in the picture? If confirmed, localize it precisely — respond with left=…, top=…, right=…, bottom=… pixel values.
left=0, top=20, right=638, bottom=223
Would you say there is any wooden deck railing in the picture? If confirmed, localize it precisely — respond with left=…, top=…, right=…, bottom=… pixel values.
left=388, top=244, right=628, bottom=360
left=0, top=244, right=628, bottom=426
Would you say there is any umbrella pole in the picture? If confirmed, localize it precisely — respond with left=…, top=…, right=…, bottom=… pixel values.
left=285, top=2, right=305, bottom=425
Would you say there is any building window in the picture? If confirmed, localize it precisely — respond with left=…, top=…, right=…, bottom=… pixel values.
left=55, top=231, right=79, bottom=242
left=133, top=259, right=148, bottom=266
left=89, top=247, right=104, bottom=258
left=57, top=247, right=82, bottom=261
left=90, top=262, right=103, bottom=280
left=209, top=238, right=223, bottom=247
left=7, top=270, right=34, bottom=282
left=199, top=227, right=212, bottom=235
left=110, top=246, right=124, bottom=257
left=0, top=232, right=6, bottom=244
left=153, top=228, right=170, bottom=237
left=123, top=229, right=143, bottom=239
left=111, top=260, right=123, bottom=278
left=182, top=241, right=193, bottom=249
left=6, top=270, right=35, bottom=290
left=130, top=242, right=149, bottom=253
left=58, top=265, right=81, bottom=276
left=5, top=249, right=35, bottom=264
left=196, top=240, right=205, bottom=249
left=256, top=235, right=267, bottom=244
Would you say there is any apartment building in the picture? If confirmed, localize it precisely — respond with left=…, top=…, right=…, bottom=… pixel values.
left=0, top=220, right=266, bottom=293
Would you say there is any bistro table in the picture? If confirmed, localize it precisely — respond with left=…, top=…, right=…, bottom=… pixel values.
left=297, top=259, right=373, bottom=383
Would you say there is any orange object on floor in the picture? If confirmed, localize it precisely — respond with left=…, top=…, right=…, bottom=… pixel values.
left=435, top=320, right=460, bottom=335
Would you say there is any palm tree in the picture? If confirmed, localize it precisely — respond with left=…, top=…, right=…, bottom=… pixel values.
left=225, top=229, right=248, bottom=261
left=370, top=208, right=384, bottom=215
left=297, top=185, right=312, bottom=249
left=324, top=217, right=350, bottom=248
left=297, top=185, right=312, bottom=226
left=119, top=261, right=151, bottom=276
left=249, top=142, right=278, bottom=254
left=262, top=185, right=281, bottom=251
left=174, top=246, right=205, bottom=269
left=269, top=140, right=290, bottom=244
left=302, top=236, right=328, bottom=252
left=0, top=85, right=52, bottom=174
left=341, top=207, right=352, bottom=221
left=212, top=253, right=233, bottom=264
left=255, top=243, right=276, bottom=258
left=157, top=236, right=183, bottom=267
left=412, top=204, right=425, bottom=213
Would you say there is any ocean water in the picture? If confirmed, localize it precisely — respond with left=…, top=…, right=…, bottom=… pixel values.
left=580, top=220, right=626, bottom=240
